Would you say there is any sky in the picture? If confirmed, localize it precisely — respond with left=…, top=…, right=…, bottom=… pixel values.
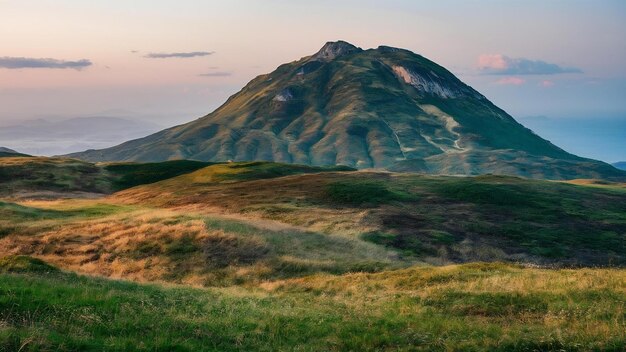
left=1, top=0, right=625, bottom=161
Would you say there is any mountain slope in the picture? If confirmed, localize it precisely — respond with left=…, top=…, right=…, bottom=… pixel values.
left=0, top=147, right=29, bottom=158
left=0, top=157, right=213, bottom=198
left=614, top=162, right=626, bottom=171
left=67, top=41, right=626, bottom=180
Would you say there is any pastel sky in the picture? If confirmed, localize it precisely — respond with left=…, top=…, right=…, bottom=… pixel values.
left=1, top=0, right=625, bottom=161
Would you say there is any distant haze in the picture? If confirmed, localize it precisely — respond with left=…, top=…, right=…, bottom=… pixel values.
left=0, top=116, right=163, bottom=156
left=518, top=116, right=626, bottom=163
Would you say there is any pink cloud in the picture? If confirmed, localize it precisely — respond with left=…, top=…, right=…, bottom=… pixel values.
left=495, top=77, right=525, bottom=85
left=539, top=80, right=555, bottom=87
left=478, top=54, right=508, bottom=70
left=477, top=54, right=582, bottom=75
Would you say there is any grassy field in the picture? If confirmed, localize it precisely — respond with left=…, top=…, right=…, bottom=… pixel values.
left=115, top=163, right=626, bottom=266
left=0, top=157, right=214, bottom=198
left=0, top=258, right=624, bottom=351
left=1, top=159, right=625, bottom=350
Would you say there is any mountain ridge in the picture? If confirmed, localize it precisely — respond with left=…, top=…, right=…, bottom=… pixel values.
left=0, top=147, right=29, bottom=157
left=67, top=41, right=626, bottom=181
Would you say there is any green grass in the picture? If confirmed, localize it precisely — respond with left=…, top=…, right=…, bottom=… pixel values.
left=104, top=160, right=214, bottom=190
left=324, top=179, right=413, bottom=205
left=198, top=162, right=354, bottom=183
left=0, top=201, right=125, bottom=222
left=424, top=176, right=626, bottom=261
left=0, top=255, right=58, bottom=273
left=0, top=260, right=623, bottom=351
left=336, top=174, right=626, bottom=265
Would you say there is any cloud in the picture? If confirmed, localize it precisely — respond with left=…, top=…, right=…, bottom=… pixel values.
left=144, top=51, right=214, bottom=59
left=198, top=71, right=231, bottom=77
left=539, top=80, right=555, bottom=87
left=0, top=57, right=92, bottom=70
left=495, top=77, right=525, bottom=85
left=478, top=54, right=582, bottom=75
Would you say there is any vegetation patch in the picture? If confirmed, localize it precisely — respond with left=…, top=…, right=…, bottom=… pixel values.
left=423, top=291, right=550, bottom=317
left=203, top=233, right=270, bottom=268
left=202, top=162, right=354, bottom=183
left=104, top=160, right=213, bottom=190
left=325, top=180, right=412, bottom=206
left=0, top=264, right=623, bottom=351
left=0, top=255, right=58, bottom=273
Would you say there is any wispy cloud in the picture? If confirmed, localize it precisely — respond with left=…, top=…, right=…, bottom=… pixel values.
left=0, top=57, right=92, bottom=70
left=198, top=71, right=231, bottom=77
left=144, top=51, right=214, bottom=59
left=478, top=54, right=581, bottom=75
left=495, top=77, right=525, bottom=85
left=539, top=80, right=555, bottom=87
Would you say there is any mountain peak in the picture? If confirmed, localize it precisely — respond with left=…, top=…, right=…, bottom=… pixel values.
left=67, top=42, right=626, bottom=181
left=311, top=40, right=362, bottom=61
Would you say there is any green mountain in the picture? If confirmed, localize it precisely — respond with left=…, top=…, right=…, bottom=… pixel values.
left=67, top=41, right=625, bottom=180
left=613, top=162, right=626, bottom=171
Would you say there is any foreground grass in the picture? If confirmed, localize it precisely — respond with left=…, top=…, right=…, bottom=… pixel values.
left=0, top=260, right=624, bottom=351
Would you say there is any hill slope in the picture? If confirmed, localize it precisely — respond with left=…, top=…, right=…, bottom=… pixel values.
left=0, top=147, right=29, bottom=158
left=67, top=41, right=625, bottom=181
left=112, top=162, right=626, bottom=267
left=0, top=157, right=213, bottom=198
left=2, top=160, right=624, bottom=269
left=613, top=161, right=626, bottom=171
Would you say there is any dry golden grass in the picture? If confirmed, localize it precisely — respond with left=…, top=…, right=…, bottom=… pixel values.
left=1, top=199, right=397, bottom=286
left=0, top=209, right=208, bottom=284
left=267, top=263, right=626, bottom=299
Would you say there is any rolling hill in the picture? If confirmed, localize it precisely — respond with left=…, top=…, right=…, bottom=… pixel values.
left=614, top=161, right=626, bottom=171
left=67, top=41, right=625, bottom=181
left=1, top=157, right=624, bottom=350
left=1, top=159, right=624, bottom=284
left=0, top=156, right=213, bottom=198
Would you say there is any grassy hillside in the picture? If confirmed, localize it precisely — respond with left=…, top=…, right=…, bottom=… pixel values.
left=0, top=157, right=111, bottom=197
left=103, top=160, right=214, bottom=191
left=1, top=161, right=624, bottom=289
left=0, top=258, right=623, bottom=351
left=115, top=162, right=626, bottom=266
left=0, top=157, right=214, bottom=197
left=1, top=159, right=625, bottom=350
left=0, top=199, right=397, bottom=286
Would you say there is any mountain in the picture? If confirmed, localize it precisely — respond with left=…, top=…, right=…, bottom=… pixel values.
left=67, top=41, right=626, bottom=180
left=0, top=147, right=29, bottom=157
left=613, top=162, right=626, bottom=171
left=0, top=116, right=162, bottom=156
left=0, top=147, right=18, bottom=153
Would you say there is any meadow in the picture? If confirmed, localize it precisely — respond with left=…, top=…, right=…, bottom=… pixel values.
left=0, top=158, right=625, bottom=350
left=1, top=258, right=624, bottom=351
